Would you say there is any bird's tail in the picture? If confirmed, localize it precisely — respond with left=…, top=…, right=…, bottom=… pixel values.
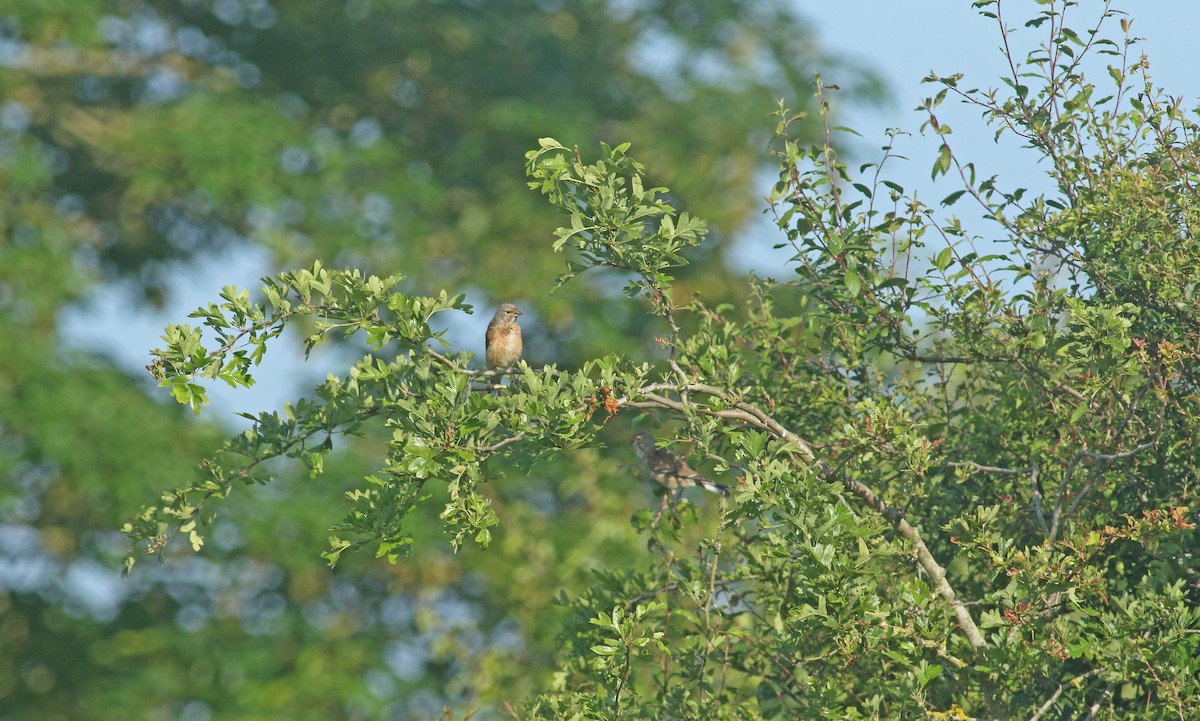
left=695, top=478, right=731, bottom=497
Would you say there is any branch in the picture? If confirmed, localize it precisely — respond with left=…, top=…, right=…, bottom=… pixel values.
left=950, top=462, right=1047, bottom=535
left=1028, top=669, right=1100, bottom=721
left=1083, top=688, right=1111, bottom=721
left=478, top=432, right=526, bottom=454
left=881, top=621, right=967, bottom=669
left=948, top=461, right=1029, bottom=475
left=424, top=346, right=474, bottom=374
left=623, top=382, right=987, bottom=650
left=1050, top=442, right=1155, bottom=543
left=1067, top=442, right=1157, bottom=518
left=900, top=353, right=1015, bottom=365
left=423, top=346, right=533, bottom=380
left=1028, top=682, right=1063, bottom=721
left=1077, top=443, right=1155, bottom=461
left=837, top=474, right=986, bottom=649
left=133, top=403, right=381, bottom=563
left=899, top=352, right=1104, bottom=416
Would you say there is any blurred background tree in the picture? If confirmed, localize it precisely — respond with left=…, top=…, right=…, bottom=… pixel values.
left=0, top=1, right=879, bottom=718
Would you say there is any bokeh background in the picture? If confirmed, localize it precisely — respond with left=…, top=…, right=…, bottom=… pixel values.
left=1, top=1, right=1196, bottom=719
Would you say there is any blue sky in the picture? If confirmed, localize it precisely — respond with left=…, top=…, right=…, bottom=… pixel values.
left=792, top=1, right=1200, bottom=200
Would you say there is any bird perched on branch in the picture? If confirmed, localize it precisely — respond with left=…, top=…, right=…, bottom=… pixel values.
left=485, top=303, right=523, bottom=370
left=632, top=431, right=730, bottom=515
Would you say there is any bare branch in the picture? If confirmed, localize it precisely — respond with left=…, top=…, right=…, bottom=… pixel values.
left=424, top=347, right=474, bottom=374
left=1028, top=683, right=1063, bottom=721
left=1077, top=442, right=1155, bottom=461
left=1083, top=688, right=1111, bottom=721
left=1029, top=669, right=1100, bottom=721
left=948, top=461, right=1029, bottom=475
left=478, top=432, right=526, bottom=454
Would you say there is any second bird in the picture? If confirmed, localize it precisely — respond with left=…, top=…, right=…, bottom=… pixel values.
left=485, top=303, right=523, bottom=369
left=632, top=430, right=730, bottom=497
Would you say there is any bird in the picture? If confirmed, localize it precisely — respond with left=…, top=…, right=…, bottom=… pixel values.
left=632, top=431, right=730, bottom=509
left=485, top=303, right=523, bottom=370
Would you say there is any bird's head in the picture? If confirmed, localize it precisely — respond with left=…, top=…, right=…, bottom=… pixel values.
left=492, top=303, right=522, bottom=323
left=631, top=430, right=656, bottom=458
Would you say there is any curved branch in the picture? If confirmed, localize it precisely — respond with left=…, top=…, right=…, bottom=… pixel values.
left=623, top=382, right=987, bottom=650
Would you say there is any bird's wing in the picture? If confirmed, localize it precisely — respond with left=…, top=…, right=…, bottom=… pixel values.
left=646, top=449, right=685, bottom=477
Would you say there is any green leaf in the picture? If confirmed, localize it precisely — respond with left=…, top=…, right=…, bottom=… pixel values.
left=916, top=663, right=943, bottom=689
left=931, top=145, right=952, bottom=179
left=941, top=189, right=967, bottom=206
left=843, top=267, right=861, bottom=297
left=933, top=247, right=954, bottom=271
left=1070, top=401, right=1090, bottom=423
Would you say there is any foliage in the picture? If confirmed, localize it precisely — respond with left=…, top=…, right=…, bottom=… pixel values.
left=136, top=2, right=1200, bottom=718
left=0, top=1, right=864, bottom=719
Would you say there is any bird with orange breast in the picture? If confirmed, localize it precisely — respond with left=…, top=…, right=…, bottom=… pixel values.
left=485, top=303, right=523, bottom=370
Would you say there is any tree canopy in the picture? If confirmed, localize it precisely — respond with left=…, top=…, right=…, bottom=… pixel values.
left=137, top=1, right=1199, bottom=718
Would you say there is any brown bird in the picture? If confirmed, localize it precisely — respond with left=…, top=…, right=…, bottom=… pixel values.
left=632, top=431, right=730, bottom=502
left=485, top=303, right=523, bottom=370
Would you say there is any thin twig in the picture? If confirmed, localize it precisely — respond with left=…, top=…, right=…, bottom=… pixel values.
left=477, top=432, right=526, bottom=454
